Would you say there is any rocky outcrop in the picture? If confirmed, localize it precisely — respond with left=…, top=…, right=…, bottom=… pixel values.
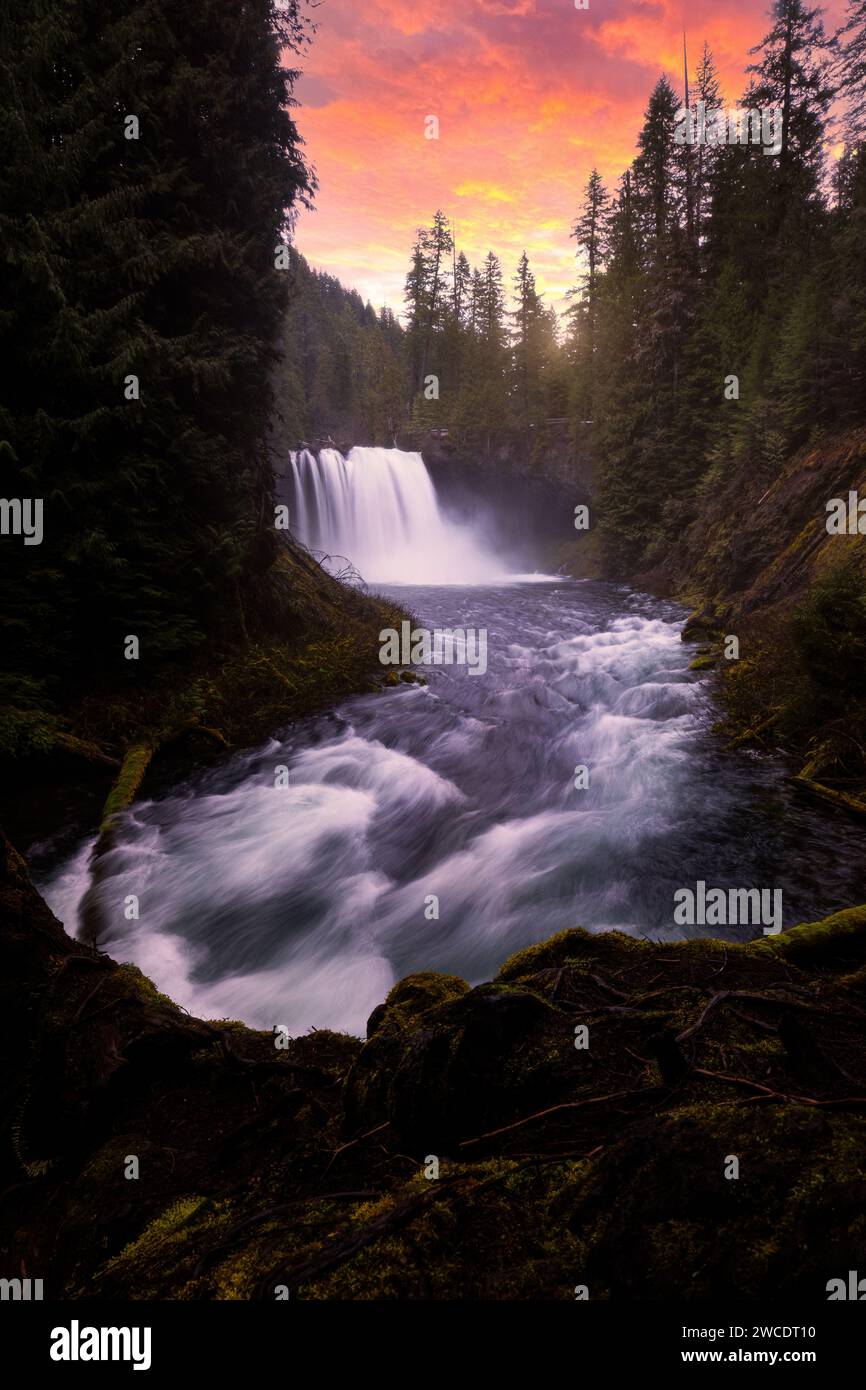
left=669, top=429, right=866, bottom=611
left=3, top=834, right=866, bottom=1300
left=421, top=430, right=601, bottom=578
left=662, top=428, right=866, bottom=795
left=418, top=423, right=595, bottom=495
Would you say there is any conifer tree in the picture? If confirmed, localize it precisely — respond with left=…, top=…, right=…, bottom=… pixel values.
left=838, top=0, right=866, bottom=137
left=0, top=0, right=313, bottom=703
left=511, top=252, right=544, bottom=426
left=452, top=251, right=472, bottom=327
left=692, top=43, right=724, bottom=248
left=569, top=169, right=609, bottom=420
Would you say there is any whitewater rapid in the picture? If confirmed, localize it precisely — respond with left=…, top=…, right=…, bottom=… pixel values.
left=39, top=581, right=866, bottom=1037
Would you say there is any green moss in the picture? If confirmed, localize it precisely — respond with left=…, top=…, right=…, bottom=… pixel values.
left=736, top=1037, right=784, bottom=1060
left=384, top=972, right=469, bottom=1015
left=496, top=927, right=648, bottom=983
left=751, top=904, right=866, bottom=961
left=296, top=1159, right=588, bottom=1301
left=93, top=1196, right=215, bottom=1297
left=100, top=744, right=153, bottom=827
left=365, top=972, right=470, bottom=1039
left=117, top=962, right=177, bottom=1009
left=681, top=609, right=723, bottom=643
left=77, top=1136, right=144, bottom=1186
left=210, top=1219, right=290, bottom=1300
left=570, top=1104, right=866, bottom=1298
left=0, top=708, right=59, bottom=759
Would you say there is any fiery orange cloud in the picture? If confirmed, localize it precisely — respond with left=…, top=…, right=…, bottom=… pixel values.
left=291, top=0, right=845, bottom=317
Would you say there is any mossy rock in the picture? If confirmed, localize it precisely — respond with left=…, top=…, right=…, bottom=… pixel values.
left=572, top=1105, right=866, bottom=1299
left=753, top=904, right=866, bottom=966
left=681, top=606, right=722, bottom=642
left=346, top=980, right=561, bottom=1152
left=496, top=926, right=647, bottom=981
left=365, top=971, right=470, bottom=1038
left=7, top=829, right=866, bottom=1301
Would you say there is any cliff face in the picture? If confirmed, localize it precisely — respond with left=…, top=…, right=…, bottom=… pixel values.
left=640, top=428, right=866, bottom=798
left=4, top=831, right=866, bottom=1301
left=418, top=424, right=595, bottom=495
left=663, top=428, right=866, bottom=611
left=421, top=429, right=601, bottom=578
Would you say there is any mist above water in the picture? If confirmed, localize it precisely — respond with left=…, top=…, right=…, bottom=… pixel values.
left=285, top=446, right=507, bottom=584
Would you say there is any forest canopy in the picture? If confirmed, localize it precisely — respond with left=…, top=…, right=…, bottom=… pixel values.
left=0, top=0, right=312, bottom=705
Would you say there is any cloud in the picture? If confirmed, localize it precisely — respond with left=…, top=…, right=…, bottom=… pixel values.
left=292, top=0, right=846, bottom=313
left=454, top=181, right=516, bottom=203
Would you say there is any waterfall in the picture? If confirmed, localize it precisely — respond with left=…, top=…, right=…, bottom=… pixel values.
left=285, top=446, right=504, bottom=584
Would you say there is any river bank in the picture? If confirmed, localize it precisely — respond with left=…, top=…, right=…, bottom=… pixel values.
left=0, top=540, right=407, bottom=855
left=487, top=420, right=866, bottom=810
left=658, top=427, right=866, bottom=811
left=4, top=827, right=866, bottom=1299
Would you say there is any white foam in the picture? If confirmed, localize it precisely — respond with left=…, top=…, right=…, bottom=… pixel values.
left=287, top=446, right=505, bottom=584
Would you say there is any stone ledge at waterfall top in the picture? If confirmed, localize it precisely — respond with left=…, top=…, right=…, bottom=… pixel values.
left=3, top=830, right=866, bottom=1301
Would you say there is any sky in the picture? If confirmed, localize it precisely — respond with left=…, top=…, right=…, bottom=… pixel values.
left=290, top=0, right=844, bottom=317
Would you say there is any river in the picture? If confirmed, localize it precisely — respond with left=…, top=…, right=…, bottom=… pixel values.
left=38, top=449, right=866, bottom=1036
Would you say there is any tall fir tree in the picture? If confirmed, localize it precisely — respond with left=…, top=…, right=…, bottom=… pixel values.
left=0, top=0, right=313, bottom=703
left=569, top=169, right=609, bottom=421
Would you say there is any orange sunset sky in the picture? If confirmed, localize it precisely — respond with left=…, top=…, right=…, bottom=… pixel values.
left=290, top=0, right=844, bottom=317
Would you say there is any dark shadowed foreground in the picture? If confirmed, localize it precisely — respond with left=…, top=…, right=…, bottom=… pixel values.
left=3, top=831, right=865, bottom=1300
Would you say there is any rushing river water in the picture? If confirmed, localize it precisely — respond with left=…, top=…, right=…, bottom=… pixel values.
left=41, top=573, right=866, bottom=1037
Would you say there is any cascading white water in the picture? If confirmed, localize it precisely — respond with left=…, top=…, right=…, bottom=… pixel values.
left=39, top=580, right=866, bottom=1036
left=286, top=446, right=504, bottom=584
